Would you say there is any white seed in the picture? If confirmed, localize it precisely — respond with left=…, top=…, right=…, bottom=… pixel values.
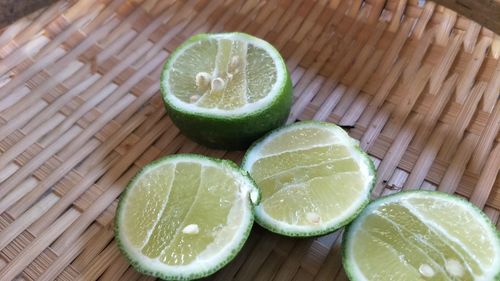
left=195, top=72, right=211, bottom=90
left=211, top=77, right=225, bottom=91
left=306, top=212, right=320, bottom=224
left=419, top=264, right=435, bottom=278
left=189, top=95, right=200, bottom=103
left=229, top=56, right=240, bottom=72
left=182, top=224, right=199, bottom=234
left=445, top=259, right=464, bottom=277
left=250, top=190, right=259, bottom=204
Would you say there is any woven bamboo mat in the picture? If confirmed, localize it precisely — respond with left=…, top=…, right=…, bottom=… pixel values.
left=0, top=0, right=499, bottom=280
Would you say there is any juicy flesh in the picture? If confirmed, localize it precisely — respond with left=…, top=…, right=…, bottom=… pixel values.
left=122, top=162, right=245, bottom=265
left=350, top=197, right=497, bottom=280
left=168, top=38, right=277, bottom=109
left=249, top=127, right=367, bottom=226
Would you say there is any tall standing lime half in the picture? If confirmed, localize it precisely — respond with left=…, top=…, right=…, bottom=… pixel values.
left=115, top=154, right=260, bottom=280
left=342, top=191, right=500, bottom=281
left=160, top=32, right=292, bottom=150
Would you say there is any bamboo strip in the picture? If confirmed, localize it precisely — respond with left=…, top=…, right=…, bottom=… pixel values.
left=469, top=144, right=500, bottom=207
left=70, top=227, right=114, bottom=272
left=36, top=224, right=100, bottom=281
left=5, top=140, right=97, bottom=218
left=374, top=114, right=423, bottom=195
left=469, top=101, right=500, bottom=172
left=440, top=82, right=487, bottom=160
left=439, top=133, right=480, bottom=193
left=75, top=241, right=121, bottom=281
left=0, top=194, right=58, bottom=251
left=0, top=209, right=79, bottom=281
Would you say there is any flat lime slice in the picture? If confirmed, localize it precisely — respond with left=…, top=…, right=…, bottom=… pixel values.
left=343, top=191, right=500, bottom=281
left=161, top=32, right=292, bottom=150
left=115, top=154, right=259, bottom=280
left=241, top=121, right=375, bottom=237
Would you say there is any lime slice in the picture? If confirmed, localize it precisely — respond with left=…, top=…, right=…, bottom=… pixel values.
left=161, top=32, right=292, bottom=150
left=115, top=154, right=259, bottom=280
left=343, top=191, right=500, bottom=281
left=241, top=121, right=375, bottom=237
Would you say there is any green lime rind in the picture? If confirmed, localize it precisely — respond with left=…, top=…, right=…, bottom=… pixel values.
left=242, top=120, right=376, bottom=237
left=115, top=154, right=259, bottom=280
left=160, top=32, right=293, bottom=150
left=342, top=190, right=500, bottom=281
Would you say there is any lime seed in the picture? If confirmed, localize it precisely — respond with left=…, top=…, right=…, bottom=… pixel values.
left=445, top=258, right=465, bottom=277
left=418, top=264, right=435, bottom=278
left=211, top=77, right=225, bottom=91
left=195, top=72, right=212, bottom=91
left=182, top=224, right=200, bottom=235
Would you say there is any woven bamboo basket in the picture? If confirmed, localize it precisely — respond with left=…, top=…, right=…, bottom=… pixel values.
left=0, top=0, right=498, bottom=280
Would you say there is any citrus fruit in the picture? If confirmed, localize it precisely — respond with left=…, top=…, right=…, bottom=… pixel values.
left=160, top=32, right=292, bottom=150
left=115, top=154, right=260, bottom=280
left=342, top=191, right=500, bottom=281
left=241, top=121, right=375, bottom=237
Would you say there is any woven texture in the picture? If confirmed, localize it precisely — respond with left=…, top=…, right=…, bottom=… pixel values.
left=0, top=0, right=499, bottom=280
left=431, top=0, right=500, bottom=34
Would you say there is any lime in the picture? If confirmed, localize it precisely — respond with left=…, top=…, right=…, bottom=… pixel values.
left=115, top=154, right=259, bottom=280
left=160, top=32, right=292, bottom=150
left=342, top=191, right=500, bottom=281
left=241, top=121, right=375, bottom=237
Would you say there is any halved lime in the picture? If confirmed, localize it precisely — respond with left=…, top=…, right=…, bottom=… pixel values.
left=115, top=154, right=259, bottom=280
left=160, top=32, right=292, bottom=150
left=343, top=191, right=500, bottom=281
left=241, top=121, right=375, bottom=237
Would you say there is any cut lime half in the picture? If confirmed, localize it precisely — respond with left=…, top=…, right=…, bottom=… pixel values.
left=343, top=191, right=500, bottom=281
left=115, top=154, right=259, bottom=280
left=160, top=32, right=292, bottom=150
left=242, top=121, right=375, bottom=237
